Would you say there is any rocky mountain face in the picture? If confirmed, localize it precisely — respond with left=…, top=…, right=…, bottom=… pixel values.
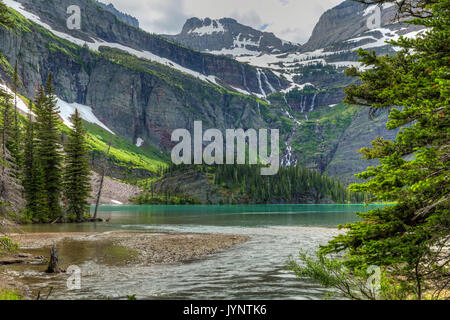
left=0, top=0, right=425, bottom=185
left=228, top=0, right=424, bottom=182
left=163, top=17, right=300, bottom=57
left=95, top=1, right=139, bottom=29
left=4, top=0, right=288, bottom=96
left=1, top=0, right=289, bottom=154
left=302, top=0, right=421, bottom=51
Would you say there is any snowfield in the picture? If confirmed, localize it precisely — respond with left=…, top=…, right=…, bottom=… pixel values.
left=0, top=83, right=114, bottom=134
left=187, top=19, right=226, bottom=35
left=4, top=0, right=222, bottom=87
left=56, top=98, right=115, bottom=135
left=0, top=83, right=34, bottom=115
left=3, top=0, right=428, bottom=103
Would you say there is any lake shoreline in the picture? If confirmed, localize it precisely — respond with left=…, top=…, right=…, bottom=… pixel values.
left=8, top=231, right=250, bottom=259
left=1, top=231, right=250, bottom=299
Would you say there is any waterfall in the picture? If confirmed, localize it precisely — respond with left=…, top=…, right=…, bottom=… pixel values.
left=261, top=71, right=276, bottom=94
left=309, top=92, right=318, bottom=112
left=241, top=65, right=250, bottom=92
left=281, top=93, right=301, bottom=167
left=300, top=95, right=307, bottom=113
left=256, top=69, right=266, bottom=97
left=283, top=95, right=301, bottom=125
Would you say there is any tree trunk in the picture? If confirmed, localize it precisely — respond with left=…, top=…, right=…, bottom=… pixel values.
left=45, top=245, right=62, bottom=273
left=93, top=140, right=112, bottom=220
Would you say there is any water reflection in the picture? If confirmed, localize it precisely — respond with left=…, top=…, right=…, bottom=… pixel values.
left=11, top=205, right=376, bottom=300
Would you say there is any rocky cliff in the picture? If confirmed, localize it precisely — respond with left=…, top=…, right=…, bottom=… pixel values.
left=95, top=1, right=139, bottom=29
left=0, top=0, right=290, bottom=155
left=163, top=17, right=300, bottom=57
left=5, top=0, right=288, bottom=97
left=0, top=0, right=424, bottom=186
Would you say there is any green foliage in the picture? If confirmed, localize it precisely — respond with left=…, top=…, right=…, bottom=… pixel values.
left=34, top=75, right=64, bottom=220
left=64, top=109, right=92, bottom=222
left=132, top=193, right=201, bottom=205
left=287, top=251, right=409, bottom=300
left=22, top=112, right=48, bottom=222
left=0, top=289, right=22, bottom=300
left=0, top=236, right=19, bottom=253
left=318, top=0, right=450, bottom=299
left=292, top=103, right=359, bottom=166
left=0, top=54, right=13, bottom=76
left=138, top=163, right=366, bottom=205
left=0, top=0, right=13, bottom=28
left=0, top=84, right=14, bottom=158
left=10, top=61, right=22, bottom=166
left=212, top=164, right=365, bottom=204
left=82, top=121, right=168, bottom=174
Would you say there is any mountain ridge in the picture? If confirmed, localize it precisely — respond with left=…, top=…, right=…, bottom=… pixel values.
left=0, top=0, right=424, bottom=185
left=163, top=17, right=301, bottom=57
left=94, top=1, right=140, bottom=29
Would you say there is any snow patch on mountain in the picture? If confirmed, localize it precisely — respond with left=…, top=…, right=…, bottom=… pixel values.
left=187, top=19, right=226, bottom=35
left=0, top=83, right=34, bottom=115
left=56, top=98, right=115, bottom=135
left=4, top=0, right=221, bottom=87
left=136, top=138, right=144, bottom=147
left=206, top=33, right=264, bottom=56
left=352, top=27, right=428, bottom=51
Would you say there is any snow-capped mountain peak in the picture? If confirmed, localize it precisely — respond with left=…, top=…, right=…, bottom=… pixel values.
left=163, top=17, right=301, bottom=57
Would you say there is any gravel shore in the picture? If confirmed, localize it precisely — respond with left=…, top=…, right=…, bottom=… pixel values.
left=8, top=231, right=250, bottom=264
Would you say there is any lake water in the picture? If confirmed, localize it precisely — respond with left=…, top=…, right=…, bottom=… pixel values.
left=11, top=205, right=377, bottom=300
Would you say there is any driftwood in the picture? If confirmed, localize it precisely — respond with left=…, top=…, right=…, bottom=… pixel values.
left=45, top=245, right=64, bottom=273
left=0, top=253, right=46, bottom=265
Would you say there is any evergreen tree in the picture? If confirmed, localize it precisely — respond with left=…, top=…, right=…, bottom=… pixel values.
left=8, top=61, right=22, bottom=167
left=23, top=111, right=48, bottom=222
left=35, top=75, right=63, bottom=220
left=64, top=109, right=92, bottom=222
left=0, top=80, right=22, bottom=212
left=304, top=0, right=449, bottom=299
left=0, top=86, right=13, bottom=164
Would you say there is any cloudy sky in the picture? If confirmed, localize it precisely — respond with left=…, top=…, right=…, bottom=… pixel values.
left=104, top=0, right=343, bottom=44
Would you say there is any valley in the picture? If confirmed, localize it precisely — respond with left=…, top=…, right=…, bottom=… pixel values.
left=0, top=0, right=420, bottom=187
left=1, top=0, right=446, bottom=303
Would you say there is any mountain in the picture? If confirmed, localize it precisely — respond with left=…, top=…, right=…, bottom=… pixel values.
left=0, top=0, right=426, bottom=187
left=2, top=0, right=288, bottom=97
left=0, top=0, right=288, bottom=164
left=95, top=1, right=139, bottom=29
left=163, top=17, right=301, bottom=57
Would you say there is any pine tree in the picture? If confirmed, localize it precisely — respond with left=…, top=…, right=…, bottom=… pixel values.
left=8, top=61, right=22, bottom=167
left=35, top=75, right=63, bottom=220
left=23, top=111, right=48, bottom=222
left=0, top=81, right=23, bottom=212
left=318, top=0, right=449, bottom=299
left=64, top=109, right=92, bottom=222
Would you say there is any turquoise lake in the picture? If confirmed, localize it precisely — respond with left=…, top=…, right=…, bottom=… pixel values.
left=16, top=204, right=379, bottom=300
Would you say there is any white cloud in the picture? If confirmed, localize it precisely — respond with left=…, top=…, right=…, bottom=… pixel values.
left=102, top=0, right=343, bottom=43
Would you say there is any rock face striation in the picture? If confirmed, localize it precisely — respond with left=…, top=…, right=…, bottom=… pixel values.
left=0, top=0, right=424, bottom=185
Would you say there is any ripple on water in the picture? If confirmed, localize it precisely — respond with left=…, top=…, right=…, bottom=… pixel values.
left=11, top=225, right=340, bottom=300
